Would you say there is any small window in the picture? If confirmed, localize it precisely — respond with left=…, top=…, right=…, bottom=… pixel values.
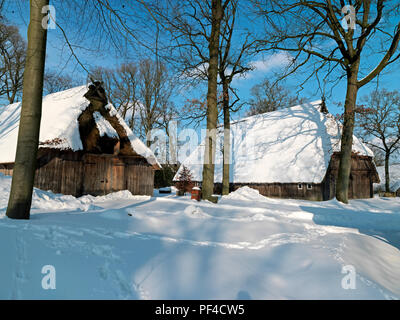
left=307, top=184, right=313, bottom=190
left=298, top=183, right=303, bottom=190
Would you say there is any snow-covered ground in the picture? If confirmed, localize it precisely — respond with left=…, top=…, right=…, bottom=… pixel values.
left=1, top=173, right=400, bottom=299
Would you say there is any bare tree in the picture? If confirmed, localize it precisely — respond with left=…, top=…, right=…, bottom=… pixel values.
left=255, top=0, right=400, bottom=203
left=199, top=0, right=226, bottom=201
left=151, top=0, right=230, bottom=200
left=43, top=69, right=79, bottom=94
left=91, top=63, right=140, bottom=130
left=7, top=0, right=49, bottom=220
left=117, top=63, right=139, bottom=128
left=356, top=89, right=400, bottom=192
left=89, top=66, right=114, bottom=98
left=137, top=58, right=174, bottom=146
left=247, top=79, right=306, bottom=116
left=218, top=0, right=254, bottom=195
left=91, top=59, right=176, bottom=151
left=0, top=22, right=26, bottom=104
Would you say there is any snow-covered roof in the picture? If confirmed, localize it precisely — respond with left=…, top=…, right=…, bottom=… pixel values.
left=0, top=85, right=160, bottom=167
left=175, top=101, right=374, bottom=184
left=93, top=111, right=119, bottom=139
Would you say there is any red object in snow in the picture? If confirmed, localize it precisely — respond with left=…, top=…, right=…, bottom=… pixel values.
left=191, top=187, right=201, bottom=201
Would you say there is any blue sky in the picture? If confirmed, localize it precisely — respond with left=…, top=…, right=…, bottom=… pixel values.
left=2, top=0, right=400, bottom=125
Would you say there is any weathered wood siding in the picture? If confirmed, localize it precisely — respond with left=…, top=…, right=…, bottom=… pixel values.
left=322, top=153, right=379, bottom=200
left=125, top=164, right=155, bottom=196
left=34, top=150, right=83, bottom=196
left=81, top=154, right=154, bottom=196
left=0, top=149, right=155, bottom=197
left=204, top=153, right=379, bottom=201
left=213, top=182, right=324, bottom=201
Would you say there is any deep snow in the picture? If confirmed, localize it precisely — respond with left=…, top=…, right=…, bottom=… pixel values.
left=0, top=174, right=400, bottom=299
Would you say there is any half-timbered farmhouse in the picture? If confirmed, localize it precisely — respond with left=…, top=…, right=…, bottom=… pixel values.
left=0, top=84, right=160, bottom=197
left=175, top=101, right=379, bottom=200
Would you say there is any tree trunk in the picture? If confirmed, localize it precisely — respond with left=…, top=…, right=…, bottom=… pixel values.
left=385, top=152, right=390, bottom=192
left=6, top=0, right=49, bottom=220
left=222, top=79, right=230, bottom=195
left=146, top=120, right=152, bottom=147
left=336, top=65, right=359, bottom=204
left=201, top=0, right=223, bottom=200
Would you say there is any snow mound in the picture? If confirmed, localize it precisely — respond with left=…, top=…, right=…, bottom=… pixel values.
left=79, top=190, right=150, bottom=203
left=184, top=205, right=211, bottom=219
left=0, top=173, right=98, bottom=213
left=220, top=186, right=268, bottom=203
left=32, top=189, right=99, bottom=212
left=0, top=173, right=148, bottom=215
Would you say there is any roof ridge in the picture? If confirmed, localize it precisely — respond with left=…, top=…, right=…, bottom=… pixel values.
left=217, top=100, right=324, bottom=129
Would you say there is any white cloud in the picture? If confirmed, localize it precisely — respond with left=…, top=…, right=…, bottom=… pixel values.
left=233, top=52, right=293, bottom=83
left=178, top=52, right=293, bottom=85
left=251, top=52, right=292, bottom=75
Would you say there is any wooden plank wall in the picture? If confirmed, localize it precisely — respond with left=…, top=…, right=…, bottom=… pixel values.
left=33, top=150, right=84, bottom=196
left=110, top=157, right=125, bottom=192
left=209, top=154, right=378, bottom=201
left=82, top=155, right=106, bottom=196
left=324, top=153, right=377, bottom=199
left=82, top=154, right=154, bottom=196
left=213, top=182, right=324, bottom=201
left=125, top=164, right=154, bottom=196
left=1, top=150, right=155, bottom=197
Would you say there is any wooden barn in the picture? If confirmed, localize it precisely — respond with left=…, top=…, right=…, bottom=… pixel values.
left=0, top=84, right=160, bottom=197
left=174, top=101, right=379, bottom=200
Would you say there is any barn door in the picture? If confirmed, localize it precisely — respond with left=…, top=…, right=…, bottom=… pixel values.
left=83, top=155, right=106, bottom=195
left=83, top=155, right=126, bottom=196
left=110, top=157, right=125, bottom=192
left=125, top=164, right=154, bottom=195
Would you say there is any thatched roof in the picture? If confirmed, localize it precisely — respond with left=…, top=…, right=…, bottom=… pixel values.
left=175, top=101, right=375, bottom=183
left=0, top=85, right=160, bottom=169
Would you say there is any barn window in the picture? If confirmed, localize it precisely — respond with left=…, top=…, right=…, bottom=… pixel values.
left=298, top=183, right=303, bottom=189
left=307, top=184, right=313, bottom=190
